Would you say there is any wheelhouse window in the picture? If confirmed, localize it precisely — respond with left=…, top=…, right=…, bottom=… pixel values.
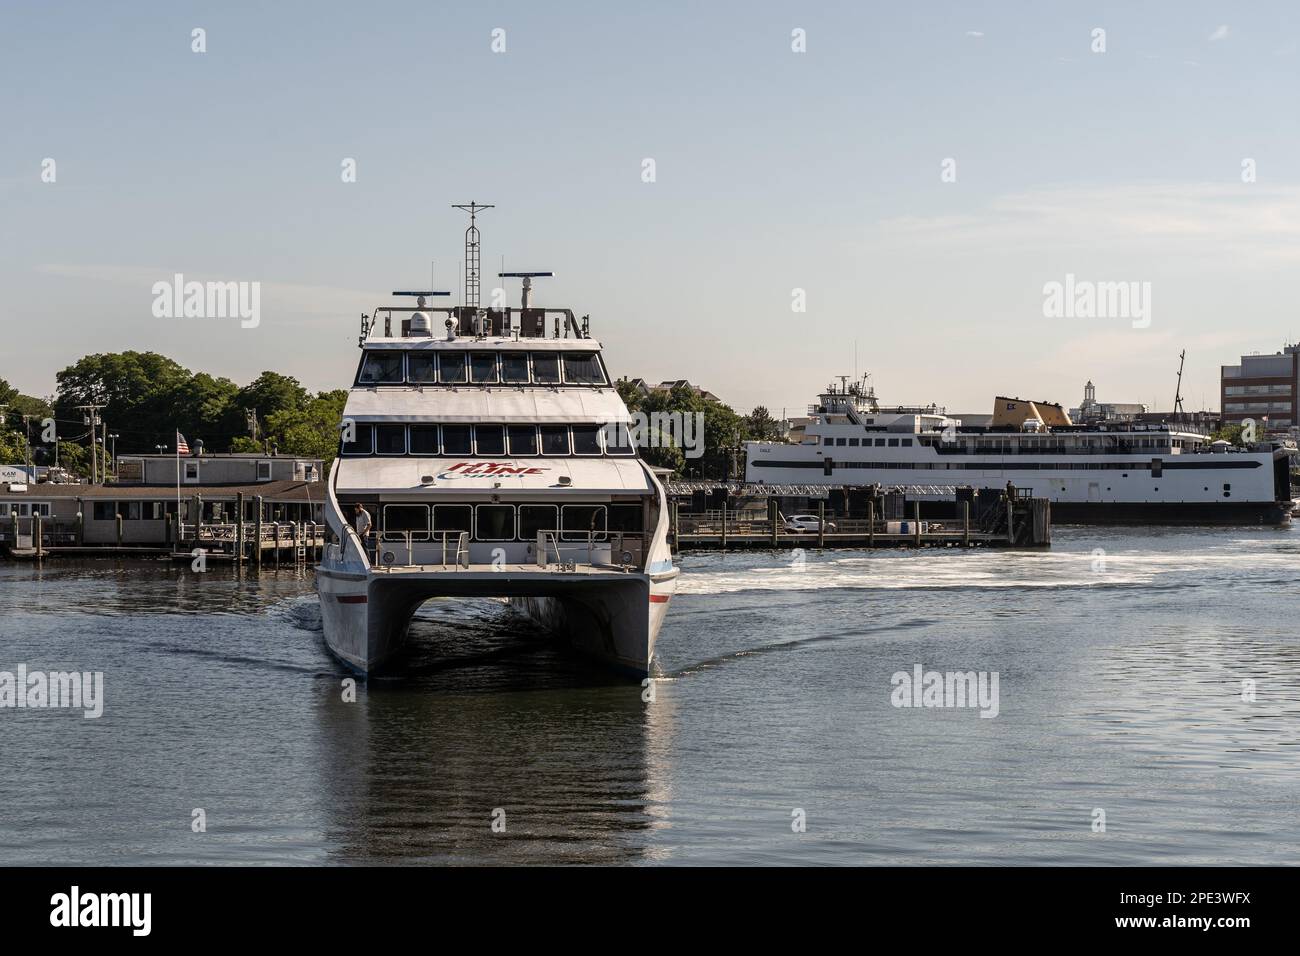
left=561, top=504, right=607, bottom=541
left=475, top=504, right=515, bottom=541
left=469, top=352, right=499, bottom=384
left=540, top=425, right=570, bottom=456
left=562, top=352, right=605, bottom=385
left=382, top=504, right=430, bottom=540
left=518, top=504, right=557, bottom=540
left=341, top=424, right=374, bottom=456
left=531, top=353, right=561, bottom=385
left=375, top=424, right=407, bottom=456
left=500, top=353, right=529, bottom=384
left=603, top=422, right=636, bottom=455
left=507, top=425, right=538, bottom=456
left=359, top=351, right=404, bottom=384
left=439, top=353, right=468, bottom=384
left=409, top=425, right=439, bottom=455
left=571, top=425, right=601, bottom=456
left=474, top=425, right=506, bottom=456
left=407, top=353, right=438, bottom=383
left=608, top=504, right=644, bottom=535
left=441, top=425, right=472, bottom=455
left=432, top=504, right=472, bottom=537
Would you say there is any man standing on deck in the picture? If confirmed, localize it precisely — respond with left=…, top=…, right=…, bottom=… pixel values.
left=353, top=503, right=372, bottom=556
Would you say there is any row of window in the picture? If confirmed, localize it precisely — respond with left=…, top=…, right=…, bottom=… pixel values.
left=373, top=503, right=643, bottom=543
left=341, top=423, right=636, bottom=457
left=823, top=437, right=914, bottom=447
left=358, top=350, right=607, bottom=386
left=1, top=501, right=51, bottom=517
left=91, top=501, right=180, bottom=520
left=1224, top=385, right=1291, bottom=396
left=819, top=435, right=1178, bottom=451
left=1223, top=401, right=1292, bottom=413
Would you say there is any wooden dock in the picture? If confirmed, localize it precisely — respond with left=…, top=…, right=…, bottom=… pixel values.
left=670, top=493, right=1050, bottom=552
left=3, top=516, right=326, bottom=567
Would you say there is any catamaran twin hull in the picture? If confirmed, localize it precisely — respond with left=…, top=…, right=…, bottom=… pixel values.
left=316, top=564, right=676, bottom=678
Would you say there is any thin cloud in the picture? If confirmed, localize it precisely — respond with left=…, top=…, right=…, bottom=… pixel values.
left=1208, top=24, right=1229, bottom=41
left=965, top=31, right=984, bottom=38
left=872, top=183, right=1300, bottom=264
left=33, top=264, right=380, bottom=316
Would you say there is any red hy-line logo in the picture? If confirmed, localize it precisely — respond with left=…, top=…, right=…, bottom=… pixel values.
left=436, top=461, right=549, bottom=480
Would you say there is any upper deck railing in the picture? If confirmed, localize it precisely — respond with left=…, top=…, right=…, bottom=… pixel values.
left=362, top=305, right=591, bottom=345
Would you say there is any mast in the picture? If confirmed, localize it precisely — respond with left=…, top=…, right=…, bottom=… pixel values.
left=1173, top=349, right=1186, bottom=417
left=451, top=202, right=494, bottom=310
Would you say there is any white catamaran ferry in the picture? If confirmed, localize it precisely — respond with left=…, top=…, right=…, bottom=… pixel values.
left=746, top=377, right=1293, bottom=524
left=317, top=206, right=678, bottom=676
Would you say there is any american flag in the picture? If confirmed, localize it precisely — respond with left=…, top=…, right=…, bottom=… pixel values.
left=176, top=431, right=190, bottom=455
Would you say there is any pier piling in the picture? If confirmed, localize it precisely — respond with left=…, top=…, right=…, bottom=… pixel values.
left=254, top=497, right=263, bottom=569
left=236, top=492, right=245, bottom=566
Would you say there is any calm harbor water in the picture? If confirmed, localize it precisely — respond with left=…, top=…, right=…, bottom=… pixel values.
left=1, top=526, right=1298, bottom=865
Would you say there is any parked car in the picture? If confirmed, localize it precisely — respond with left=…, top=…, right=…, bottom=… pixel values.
left=782, top=514, right=836, bottom=533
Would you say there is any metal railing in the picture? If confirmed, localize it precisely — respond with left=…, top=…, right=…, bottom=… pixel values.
left=372, top=531, right=470, bottom=570
left=535, top=529, right=638, bottom=571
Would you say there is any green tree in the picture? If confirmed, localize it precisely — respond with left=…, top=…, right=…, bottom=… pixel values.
left=230, top=390, right=347, bottom=467
left=54, top=352, right=195, bottom=451
left=1208, top=424, right=1246, bottom=446
left=0, top=378, right=56, bottom=466
left=743, top=405, right=781, bottom=442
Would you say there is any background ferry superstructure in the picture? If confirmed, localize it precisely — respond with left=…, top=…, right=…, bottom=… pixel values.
left=316, top=206, right=678, bottom=676
left=745, top=377, right=1292, bottom=524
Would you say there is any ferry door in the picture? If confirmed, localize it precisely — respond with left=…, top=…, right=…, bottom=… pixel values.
left=1087, top=482, right=1101, bottom=501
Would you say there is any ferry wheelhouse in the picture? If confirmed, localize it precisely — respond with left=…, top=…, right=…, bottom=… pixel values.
left=317, top=215, right=677, bottom=676
left=746, top=378, right=1292, bottom=524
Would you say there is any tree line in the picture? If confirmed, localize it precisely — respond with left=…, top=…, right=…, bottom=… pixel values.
left=1, top=352, right=345, bottom=475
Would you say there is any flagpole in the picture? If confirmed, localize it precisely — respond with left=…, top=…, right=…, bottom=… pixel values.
left=175, top=431, right=181, bottom=535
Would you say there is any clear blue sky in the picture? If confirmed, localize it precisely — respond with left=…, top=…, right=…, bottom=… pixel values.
left=3, top=1, right=1298, bottom=416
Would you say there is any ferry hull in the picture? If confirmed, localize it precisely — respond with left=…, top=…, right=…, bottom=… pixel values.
left=1048, top=500, right=1291, bottom=526
left=317, top=566, right=677, bottom=677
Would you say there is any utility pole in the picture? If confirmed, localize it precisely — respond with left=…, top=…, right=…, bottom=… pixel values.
left=21, top=414, right=32, bottom=478
left=109, top=433, right=119, bottom=476
left=77, top=404, right=105, bottom=484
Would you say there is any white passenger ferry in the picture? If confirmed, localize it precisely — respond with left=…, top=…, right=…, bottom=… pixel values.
left=746, top=377, right=1293, bottom=524
left=317, top=210, right=678, bottom=676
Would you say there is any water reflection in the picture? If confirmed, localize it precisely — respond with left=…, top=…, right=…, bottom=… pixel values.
left=313, top=601, right=677, bottom=864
